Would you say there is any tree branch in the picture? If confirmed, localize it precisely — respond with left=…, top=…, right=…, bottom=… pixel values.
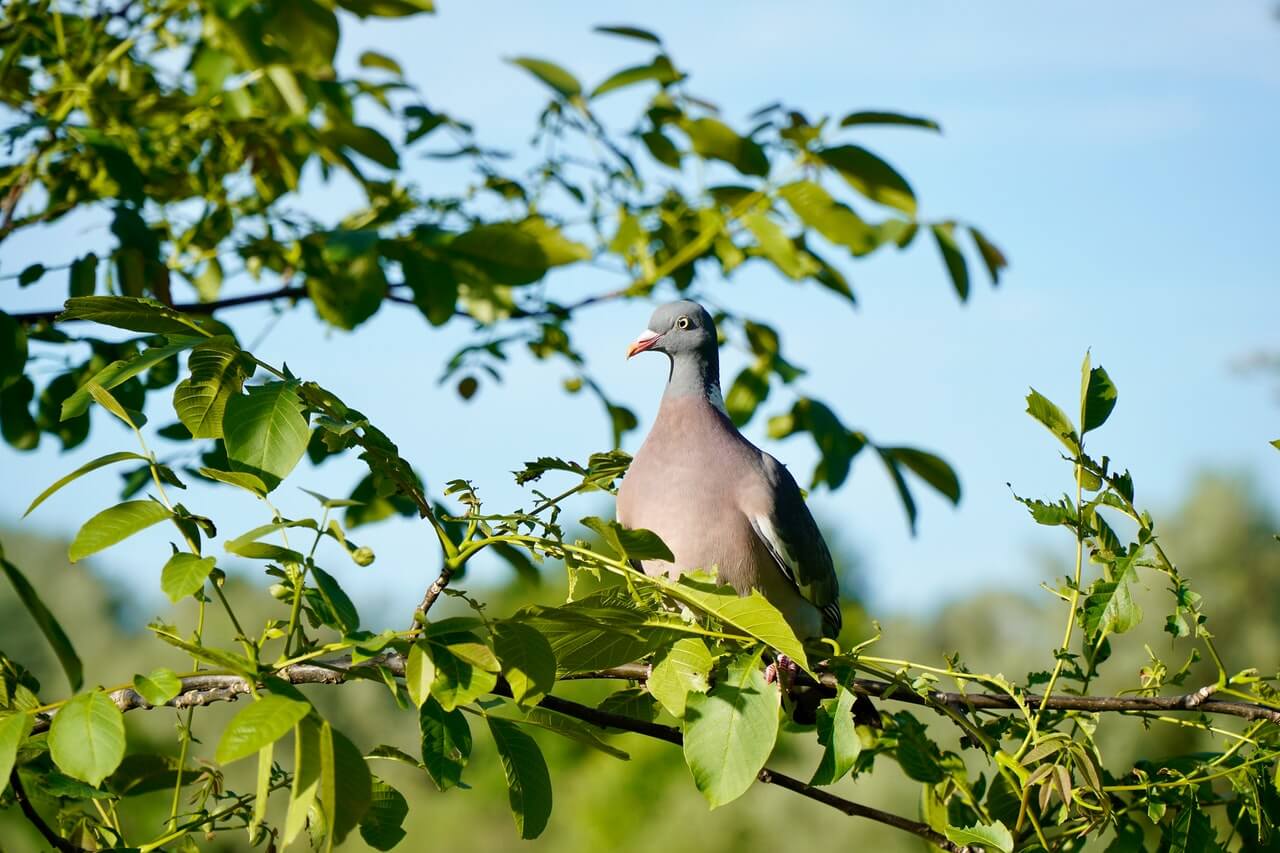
left=9, top=769, right=87, bottom=853
left=569, top=665, right=1280, bottom=725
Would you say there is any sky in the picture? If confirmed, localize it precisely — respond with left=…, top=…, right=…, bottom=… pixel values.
left=2, top=1, right=1278, bottom=625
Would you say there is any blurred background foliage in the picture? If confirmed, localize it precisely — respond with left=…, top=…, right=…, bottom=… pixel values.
left=1, top=471, right=1274, bottom=851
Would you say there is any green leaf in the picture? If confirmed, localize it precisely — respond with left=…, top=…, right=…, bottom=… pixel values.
left=682, top=653, right=780, bottom=807
left=945, top=821, right=1015, bottom=852
left=358, top=50, right=402, bottom=75
left=968, top=226, right=1007, bottom=285
left=683, top=117, right=769, bottom=176
left=779, top=180, right=881, bottom=256
left=69, top=253, right=98, bottom=297
left=25, top=451, right=150, bottom=516
left=879, top=446, right=961, bottom=504
left=132, top=668, right=182, bottom=705
left=0, top=310, right=27, bottom=391
left=335, top=0, right=433, bottom=16
left=223, top=382, right=310, bottom=491
left=1080, top=359, right=1118, bottom=435
left=488, top=717, right=553, bottom=839
left=360, top=777, right=409, bottom=850
left=49, top=691, right=126, bottom=786
left=839, top=110, right=940, bottom=132
left=217, top=694, right=312, bottom=765
left=593, top=24, right=662, bottom=44
left=311, top=566, right=360, bottom=633
left=419, top=697, right=471, bottom=790
left=932, top=222, right=970, bottom=300
left=285, top=715, right=325, bottom=846
left=592, top=57, right=680, bottom=98
left=816, top=144, right=916, bottom=215
left=405, top=640, right=436, bottom=708
left=174, top=340, right=246, bottom=438
left=654, top=573, right=809, bottom=669
left=329, top=726, right=373, bottom=844
left=160, top=552, right=216, bottom=602
left=0, top=712, right=32, bottom=796
left=198, top=467, right=268, bottom=496
left=59, top=296, right=211, bottom=336
left=18, top=263, right=45, bottom=286
left=0, top=551, right=82, bottom=690
left=69, top=500, right=173, bottom=563
left=648, top=637, right=714, bottom=718
left=894, top=714, right=946, bottom=782
left=641, top=129, right=682, bottom=168
left=582, top=515, right=674, bottom=562
left=743, top=211, right=818, bottom=279
left=62, top=337, right=203, bottom=420
left=493, top=621, right=556, bottom=708
left=429, top=637, right=499, bottom=711
left=1083, top=578, right=1142, bottom=639
left=724, top=365, right=771, bottom=427
left=508, top=57, right=581, bottom=98
left=251, top=742, right=273, bottom=836
left=497, top=706, right=629, bottom=760
left=811, top=684, right=860, bottom=785
left=1026, top=388, right=1080, bottom=453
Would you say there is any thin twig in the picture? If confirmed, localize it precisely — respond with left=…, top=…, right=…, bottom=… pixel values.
left=9, top=770, right=87, bottom=852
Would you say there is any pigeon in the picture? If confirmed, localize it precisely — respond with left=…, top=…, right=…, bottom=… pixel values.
left=615, top=300, right=842, bottom=643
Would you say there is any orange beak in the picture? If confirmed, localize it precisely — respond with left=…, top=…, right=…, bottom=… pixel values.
left=626, top=330, right=664, bottom=359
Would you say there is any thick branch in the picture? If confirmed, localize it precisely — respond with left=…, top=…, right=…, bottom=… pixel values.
left=570, top=665, right=1280, bottom=725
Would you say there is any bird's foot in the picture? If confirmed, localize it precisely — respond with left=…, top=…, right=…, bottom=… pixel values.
left=764, top=654, right=798, bottom=686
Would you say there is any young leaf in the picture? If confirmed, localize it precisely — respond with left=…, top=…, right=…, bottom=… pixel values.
left=780, top=180, right=881, bottom=256
left=429, top=637, right=499, bottom=711
left=488, top=717, right=553, bottom=839
left=285, top=715, right=326, bottom=846
left=648, top=637, right=714, bottom=718
left=419, top=697, right=472, bottom=790
left=216, top=694, right=312, bottom=764
left=931, top=222, right=969, bottom=300
left=944, top=820, right=1015, bottom=853
left=405, top=640, right=436, bottom=708
left=682, top=117, right=768, bottom=176
left=68, top=500, right=173, bottom=563
left=682, top=653, right=780, bottom=808
left=0, top=712, right=32, bottom=796
left=810, top=684, right=860, bottom=785
left=251, top=742, right=273, bottom=837
left=581, top=516, right=673, bottom=562
left=25, top=451, right=150, bottom=516
left=655, top=573, right=808, bottom=669
left=49, top=690, right=126, bottom=786
left=222, top=382, right=310, bottom=491
left=497, top=706, right=629, bottom=760
left=132, top=668, right=182, bottom=705
left=492, top=621, right=557, bottom=708
left=0, top=549, right=83, bottom=690
left=507, top=57, right=581, bottom=98
left=61, top=337, right=202, bottom=420
left=1080, top=358, right=1118, bottom=435
left=311, top=566, right=361, bottom=633
left=160, top=552, right=215, bottom=602
left=1025, top=389, right=1080, bottom=453
left=839, top=110, right=941, bottom=132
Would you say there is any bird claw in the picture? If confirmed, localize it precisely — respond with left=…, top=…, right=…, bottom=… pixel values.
left=764, top=654, right=798, bottom=687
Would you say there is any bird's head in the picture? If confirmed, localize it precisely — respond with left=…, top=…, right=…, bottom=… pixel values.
left=626, top=300, right=717, bottom=361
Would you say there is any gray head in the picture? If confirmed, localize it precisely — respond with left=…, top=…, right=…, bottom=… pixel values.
left=626, top=300, right=721, bottom=402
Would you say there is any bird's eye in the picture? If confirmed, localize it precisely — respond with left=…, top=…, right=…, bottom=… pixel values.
left=676, top=316, right=690, bottom=330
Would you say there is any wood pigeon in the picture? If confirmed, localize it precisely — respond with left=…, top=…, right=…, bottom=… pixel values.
left=616, top=300, right=842, bottom=642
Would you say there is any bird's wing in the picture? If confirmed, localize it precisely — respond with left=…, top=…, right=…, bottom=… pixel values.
left=748, top=454, right=842, bottom=638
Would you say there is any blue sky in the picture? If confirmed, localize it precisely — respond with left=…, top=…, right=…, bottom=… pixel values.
left=2, top=1, right=1278, bottom=622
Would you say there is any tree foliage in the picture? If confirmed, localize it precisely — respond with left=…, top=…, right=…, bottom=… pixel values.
left=1, top=2, right=1277, bottom=852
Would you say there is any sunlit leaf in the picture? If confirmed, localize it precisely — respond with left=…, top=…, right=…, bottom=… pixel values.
left=49, top=691, right=125, bottom=786
left=488, top=717, right=553, bottom=839
left=69, top=500, right=173, bottom=563
left=682, top=653, right=779, bottom=807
